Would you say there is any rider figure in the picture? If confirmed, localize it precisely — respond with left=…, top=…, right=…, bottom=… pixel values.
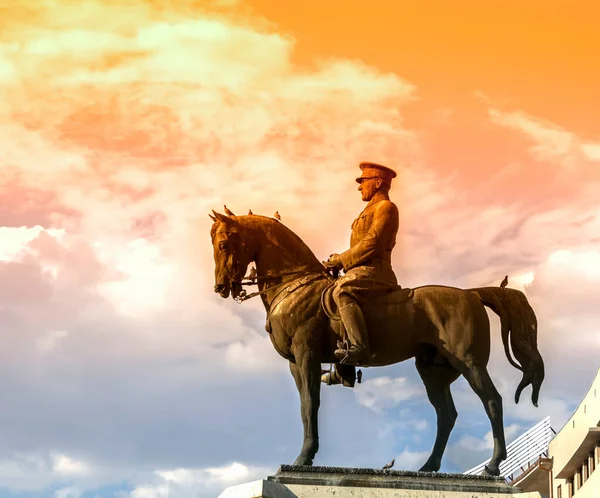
left=324, top=162, right=400, bottom=367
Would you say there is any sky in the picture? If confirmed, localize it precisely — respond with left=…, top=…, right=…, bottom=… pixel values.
left=1, top=0, right=600, bottom=496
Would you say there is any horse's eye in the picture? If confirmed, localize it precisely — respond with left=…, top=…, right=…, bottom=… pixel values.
left=219, top=241, right=229, bottom=251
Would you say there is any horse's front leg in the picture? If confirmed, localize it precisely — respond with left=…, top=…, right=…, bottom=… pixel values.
left=289, top=346, right=321, bottom=466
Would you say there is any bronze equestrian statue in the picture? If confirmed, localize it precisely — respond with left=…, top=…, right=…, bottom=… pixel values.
left=209, top=162, right=545, bottom=476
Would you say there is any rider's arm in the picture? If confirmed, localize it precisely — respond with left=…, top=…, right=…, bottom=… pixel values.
left=338, top=201, right=398, bottom=270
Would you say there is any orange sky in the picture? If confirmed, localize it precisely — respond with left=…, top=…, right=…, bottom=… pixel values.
left=235, top=0, right=600, bottom=192
left=247, top=0, right=600, bottom=127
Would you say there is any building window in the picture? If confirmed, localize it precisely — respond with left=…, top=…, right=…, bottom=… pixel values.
left=567, top=477, right=573, bottom=498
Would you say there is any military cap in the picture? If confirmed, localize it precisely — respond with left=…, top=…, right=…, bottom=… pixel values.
left=356, top=161, right=397, bottom=184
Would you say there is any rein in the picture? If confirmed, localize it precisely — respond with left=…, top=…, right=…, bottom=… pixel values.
left=233, top=267, right=331, bottom=304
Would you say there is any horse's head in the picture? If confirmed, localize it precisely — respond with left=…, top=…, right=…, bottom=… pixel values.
left=209, top=210, right=252, bottom=300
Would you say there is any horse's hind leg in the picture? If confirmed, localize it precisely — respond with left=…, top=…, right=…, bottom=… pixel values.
left=454, top=361, right=507, bottom=476
left=415, top=350, right=460, bottom=472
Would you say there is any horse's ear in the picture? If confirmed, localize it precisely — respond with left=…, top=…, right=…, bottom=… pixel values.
left=212, top=210, right=228, bottom=223
left=209, top=213, right=217, bottom=222
left=224, top=205, right=235, bottom=217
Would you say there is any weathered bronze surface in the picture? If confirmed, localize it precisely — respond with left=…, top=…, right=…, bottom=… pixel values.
left=209, top=162, right=545, bottom=476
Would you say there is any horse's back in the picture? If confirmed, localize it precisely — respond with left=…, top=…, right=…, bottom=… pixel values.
left=363, top=288, right=417, bottom=362
left=412, top=285, right=491, bottom=361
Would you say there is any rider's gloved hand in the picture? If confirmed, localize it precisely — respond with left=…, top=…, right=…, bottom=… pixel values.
left=323, top=253, right=343, bottom=271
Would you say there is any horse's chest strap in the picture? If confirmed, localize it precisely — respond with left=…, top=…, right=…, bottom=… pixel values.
left=269, top=273, right=326, bottom=314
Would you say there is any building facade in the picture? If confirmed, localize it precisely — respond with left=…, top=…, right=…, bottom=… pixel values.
left=465, top=366, right=600, bottom=498
left=549, top=367, right=600, bottom=498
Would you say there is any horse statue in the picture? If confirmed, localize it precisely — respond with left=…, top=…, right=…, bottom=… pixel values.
left=209, top=208, right=545, bottom=476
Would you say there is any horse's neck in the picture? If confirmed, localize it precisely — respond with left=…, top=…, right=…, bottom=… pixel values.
left=255, top=251, right=318, bottom=315
left=250, top=223, right=322, bottom=308
left=250, top=221, right=320, bottom=277
left=255, top=245, right=311, bottom=280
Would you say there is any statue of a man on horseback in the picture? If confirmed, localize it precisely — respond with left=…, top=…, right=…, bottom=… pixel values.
left=324, top=162, right=400, bottom=367
left=209, top=164, right=545, bottom=475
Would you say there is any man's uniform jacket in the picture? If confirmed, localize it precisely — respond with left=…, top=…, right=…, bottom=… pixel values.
left=335, top=196, right=400, bottom=302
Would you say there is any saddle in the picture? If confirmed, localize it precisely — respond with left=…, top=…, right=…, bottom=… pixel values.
left=320, top=282, right=414, bottom=322
left=319, top=282, right=414, bottom=385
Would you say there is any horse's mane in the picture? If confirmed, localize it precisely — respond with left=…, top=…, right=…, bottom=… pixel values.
left=211, top=214, right=323, bottom=268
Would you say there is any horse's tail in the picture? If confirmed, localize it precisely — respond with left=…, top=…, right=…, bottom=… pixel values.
left=468, top=286, right=545, bottom=407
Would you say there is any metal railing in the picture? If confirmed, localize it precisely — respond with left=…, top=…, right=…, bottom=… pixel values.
left=464, top=417, right=554, bottom=479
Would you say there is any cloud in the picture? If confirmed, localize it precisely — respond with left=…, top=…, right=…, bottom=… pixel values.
left=0, top=2, right=424, bottom=495
left=127, top=462, right=274, bottom=498
left=0, top=225, right=64, bottom=262
left=394, top=449, right=430, bottom=471
left=54, top=488, right=82, bottom=498
left=355, top=376, right=425, bottom=413
left=457, top=424, right=522, bottom=453
left=0, top=0, right=420, bottom=322
left=488, top=108, right=581, bottom=165
left=446, top=424, right=522, bottom=471
left=35, top=329, right=69, bottom=354
left=52, top=453, right=91, bottom=477
left=224, top=334, right=288, bottom=374
left=0, top=451, right=91, bottom=491
left=0, top=452, right=268, bottom=498
left=581, top=143, right=600, bottom=161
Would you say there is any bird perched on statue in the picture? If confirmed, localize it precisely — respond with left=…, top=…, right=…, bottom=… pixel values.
left=382, top=458, right=395, bottom=470
left=274, top=211, right=281, bottom=221
left=248, top=266, right=257, bottom=282
left=500, top=275, right=508, bottom=289
left=357, top=369, right=363, bottom=384
left=248, top=209, right=253, bottom=215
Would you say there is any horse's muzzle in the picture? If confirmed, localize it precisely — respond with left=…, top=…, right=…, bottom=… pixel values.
left=214, top=282, right=231, bottom=298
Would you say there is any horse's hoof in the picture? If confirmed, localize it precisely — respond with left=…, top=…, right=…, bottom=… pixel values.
left=482, top=465, right=500, bottom=477
left=293, top=456, right=313, bottom=466
left=419, top=460, right=440, bottom=473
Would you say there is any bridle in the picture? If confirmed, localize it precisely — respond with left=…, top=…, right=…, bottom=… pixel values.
left=213, top=223, right=336, bottom=304
left=233, top=267, right=333, bottom=304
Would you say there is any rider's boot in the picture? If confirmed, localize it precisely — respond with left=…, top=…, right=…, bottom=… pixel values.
left=334, top=301, right=370, bottom=366
left=321, top=368, right=342, bottom=385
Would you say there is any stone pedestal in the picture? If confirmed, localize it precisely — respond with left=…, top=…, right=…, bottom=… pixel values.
left=218, top=465, right=543, bottom=497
